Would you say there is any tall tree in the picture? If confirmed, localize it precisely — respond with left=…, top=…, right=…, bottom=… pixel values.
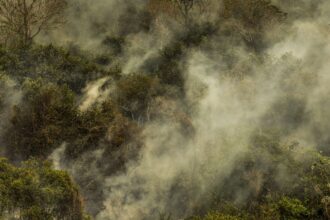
left=173, top=0, right=208, bottom=24
left=0, top=0, right=67, bottom=47
left=148, top=0, right=207, bottom=24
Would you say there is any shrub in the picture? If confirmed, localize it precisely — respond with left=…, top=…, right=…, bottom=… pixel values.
left=4, top=79, right=78, bottom=159
left=0, top=158, right=87, bottom=219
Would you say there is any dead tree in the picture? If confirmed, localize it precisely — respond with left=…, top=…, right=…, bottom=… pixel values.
left=150, top=0, right=206, bottom=25
left=0, top=0, right=67, bottom=47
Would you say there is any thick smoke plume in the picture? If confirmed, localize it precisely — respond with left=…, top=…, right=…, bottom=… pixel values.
left=44, top=0, right=330, bottom=219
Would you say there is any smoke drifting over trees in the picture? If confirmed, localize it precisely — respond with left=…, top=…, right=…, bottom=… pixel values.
left=0, top=0, right=330, bottom=219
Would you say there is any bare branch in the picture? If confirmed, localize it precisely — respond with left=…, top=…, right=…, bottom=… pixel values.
left=0, top=0, right=67, bottom=48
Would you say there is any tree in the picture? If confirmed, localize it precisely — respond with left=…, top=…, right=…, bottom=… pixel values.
left=222, top=0, right=285, bottom=29
left=173, top=0, right=198, bottom=19
left=0, top=0, right=67, bottom=47
left=148, top=0, right=208, bottom=25
left=116, top=74, right=159, bottom=122
left=4, top=79, right=78, bottom=160
left=0, top=158, right=88, bottom=219
left=221, top=0, right=286, bottom=51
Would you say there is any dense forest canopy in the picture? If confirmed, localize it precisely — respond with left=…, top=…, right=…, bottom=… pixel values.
left=0, top=0, right=330, bottom=219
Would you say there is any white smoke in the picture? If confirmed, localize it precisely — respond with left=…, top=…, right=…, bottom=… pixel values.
left=79, top=77, right=112, bottom=112
left=42, top=0, right=330, bottom=219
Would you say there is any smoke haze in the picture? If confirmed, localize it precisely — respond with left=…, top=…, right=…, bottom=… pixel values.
left=37, top=0, right=330, bottom=219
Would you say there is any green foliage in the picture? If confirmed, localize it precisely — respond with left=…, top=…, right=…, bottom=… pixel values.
left=4, top=79, right=78, bottom=159
left=116, top=74, right=159, bottom=121
left=189, top=197, right=310, bottom=220
left=276, top=197, right=309, bottom=219
left=65, top=100, right=116, bottom=159
left=0, top=1, right=328, bottom=219
left=0, top=45, right=109, bottom=93
left=194, top=213, right=243, bottom=220
left=0, top=158, right=86, bottom=219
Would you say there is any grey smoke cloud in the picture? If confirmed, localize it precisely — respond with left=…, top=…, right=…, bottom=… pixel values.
left=95, top=44, right=297, bottom=219
left=0, top=75, right=22, bottom=156
left=38, top=0, right=148, bottom=50
left=43, top=0, right=330, bottom=219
